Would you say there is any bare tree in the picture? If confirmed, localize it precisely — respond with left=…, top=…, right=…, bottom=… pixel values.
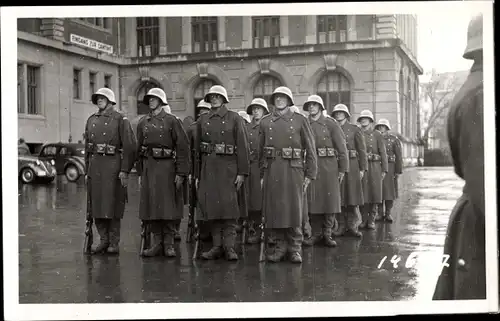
left=420, top=72, right=465, bottom=150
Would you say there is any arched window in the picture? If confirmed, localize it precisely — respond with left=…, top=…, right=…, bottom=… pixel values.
left=399, top=69, right=405, bottom=135
left=253, top=75, right=282, bottom=113
left=316, top=71, right=351, bottom=115
left=136, top=81, right=162, bottom=115
left=193, top=79, right=218, bottom=117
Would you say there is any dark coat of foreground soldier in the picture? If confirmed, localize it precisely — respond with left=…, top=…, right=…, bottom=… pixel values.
left=331, top=104, right=367, bottom=238
left=358, top=109, right=388, bottom=230
left=136, top=88, right=190, bottom=258
left=85, top=87, right=137, bottom=255
left=375, top=119, right=403, bottom=223
left=259, top=86, right=317, bottom=264
left=433, top=13, right=485, bottom=300
left=194, top=85, right=250, bottom=261
left=302, top=95, right=348, bottom=248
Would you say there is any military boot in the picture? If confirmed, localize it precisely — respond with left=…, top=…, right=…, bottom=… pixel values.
left=107, top=219, right=121, bottom=254
left=163, top=222, right=176, bottom=258
left=322, top=228, right=337, bottom=247
left=332, top=213, right=346, bottom=237
left=92, top=220, right=110, bottom=254
left=359, top=205, right=368, bottom=230
left=375, top=203, right=385, bottom=222
left=222, top=222, right=239, bottom=261
left=289, top=251, right=302, bottom=264
left=366, top=204, right=377, bottom=230
left=142, top=229, right=163, bottom=257
left=246, top=223, right=260, bottom=244
left=201, top=224, right=223, bottom=260
left=344, top=208, right=362, bottom=238
left=384, top=200, right=394, bottom=223
left=267, top=239, right=286, bottom=262
left=174, top=221, right=182, bottom=241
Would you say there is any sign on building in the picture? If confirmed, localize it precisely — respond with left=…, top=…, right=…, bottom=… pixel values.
left=70, top=34, right=113, bottom=54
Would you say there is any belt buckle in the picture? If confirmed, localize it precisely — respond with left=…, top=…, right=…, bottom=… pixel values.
left=225, top=144, right=234, bottom=155
left=105, top=145, right=116, bottom=155
left=264, top=147, right=275, bottom=158
left=318, top=148, right=327, bottom=157
left=200, top=142, right=209, bottom=153
left=152, top=148, right=162, bottom=158
left=215, top=143, right=226, bottom=155
left=282, top=148, right=293, bottom=159
left=96, top=144, right=106, bottom=154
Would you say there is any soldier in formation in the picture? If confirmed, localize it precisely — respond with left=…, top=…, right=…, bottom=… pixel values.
left=357, top=110, right=388, bottom=230
left=136, top=88, right=190, bottom=257
left=374, top=119, right=402, bottom=222
left=85, top=87, right=137, bottom=255
left=302, top=95, right=348, bottom=247
left=331, top=104, right=366, bottom=238
left=433, top=13, right=485, bottom=300
left=193, top=85, right=250, bottom=261
left=258, top=86, right=317, bottom=263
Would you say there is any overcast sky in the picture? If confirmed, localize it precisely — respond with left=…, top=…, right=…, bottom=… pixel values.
left=417, top=11, right=477, bottom=75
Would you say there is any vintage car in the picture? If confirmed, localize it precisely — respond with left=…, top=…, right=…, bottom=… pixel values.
left=18, top=147, right=57, bottom=184
left=38, top=143, right=86, bottom=182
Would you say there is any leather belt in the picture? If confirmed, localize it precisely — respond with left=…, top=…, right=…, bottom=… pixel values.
left=140, top=145, right=175, bottom=159
left=317, top=147, right=337, bottom=158
left=200, top=142, right=236, bottom=156
left=264, top=147, right=304, bottom=159
left=87, top=143, right=122, bottom=156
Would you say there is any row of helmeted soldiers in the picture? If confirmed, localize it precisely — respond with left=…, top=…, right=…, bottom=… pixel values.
left=83, top=84, right=402, bottom=264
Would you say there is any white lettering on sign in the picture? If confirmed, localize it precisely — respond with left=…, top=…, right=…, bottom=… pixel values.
left=70, top=34, right=113, bottom=54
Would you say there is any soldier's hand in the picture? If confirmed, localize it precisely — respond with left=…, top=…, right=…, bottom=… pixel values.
left=360, top=170, right=365, bottom=180
left=234, top=175, right=245, bottom=190
left=118, top=171, right=128, bottom=188
left=303, top=177, right=311, bottom=193
left=175, top=175, right=184, bottom=190
left=339, top=172, right=345, bottom=184
left=381, top=172, right=387, bottom=181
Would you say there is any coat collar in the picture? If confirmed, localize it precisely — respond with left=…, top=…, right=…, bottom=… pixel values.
left=250, top=119, right=261, bottom=129
left=209, top=105, right=229, bottom=118
left=309, top=113, right=326, bottom=125
left=146, top=109, right=167, bottom=120
left=95, top=107, right=114, bottom=117
left=271, top=107, right=294, bottom=121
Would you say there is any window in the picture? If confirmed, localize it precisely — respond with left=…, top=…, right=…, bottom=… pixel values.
left=137, top=81, right=162, bottom=115
left=77, top=18, right=111, bottom=29
left=26, top=66, right=41, bottom=115
left=59, top=147, right=68, bottom=156
left=192, top=17, right=218, bottom=53
left=104, top=75, right=112, bottom=89
left=253, top=75, right=282, bottom=113
left=73, top=68, right=81, bottom=100
left=18, top=64, right=24, bottom=113
left=316, top=72, right=351, bottom=115
left=317, top=15, right=348, bottom=43
left=136, top=17, right=159, bottom=57
left=399, top=69, right=405, bottom=135
left=41, top=146, right=57, bottom=157
left=193, top=79, right=218, bottom=116
left=89, top=72, right=97, bottom=100
left=252, top=16, right=280, bottom=48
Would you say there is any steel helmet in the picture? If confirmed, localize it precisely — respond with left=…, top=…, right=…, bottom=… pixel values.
left=463, top=13, right=483, bottom=60
left=375, top=118, right=391, bottom=131
left=144, top=88, right=168, bottom=106
left=92, top=87, right=116, bottom=105
left=357, top=109, right=374, bottom=123
left=270, top=86, right=294, bottom=106
left=246, top=98, right=269, bottom=115
left=238, top=111, right=251, bottom=123
left=204, top=85, right=229, bottom=104
left=197, top=100, right=212, bottom=110
left=303, top=95, right=325, bottom=112
left=331, top=103, right=351, bottom=117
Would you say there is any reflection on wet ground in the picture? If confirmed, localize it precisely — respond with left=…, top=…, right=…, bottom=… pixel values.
left=18, top=167, right=464, bottom=303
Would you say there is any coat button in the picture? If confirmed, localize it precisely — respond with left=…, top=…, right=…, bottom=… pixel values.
left=270, top=137, right=273, bottom=140
left=458, top=258, right=466, bottom=267
left=92, top=124, right=96, bottom=127
left=105, top=123, right=108, bottom=125
left=207, top=122, right=210, bottom=125
left=160, top=135, right=163, bottom=138
left=222, top=131, right=225, bottom=134
left=103, top=133, right=106, bottom=136
left=223, top=121, right=225, bottom=124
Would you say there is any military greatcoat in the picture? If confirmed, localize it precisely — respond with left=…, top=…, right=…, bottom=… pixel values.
left=84, top=108, right=137, bottom=219
left=194, top=105, right=250, bottom=220
left=136, top=109, right=190, bottom=221
left=258, top=109, right=318, bottom=228
left=361, top=128, right=388, bottom=204
left=246, top=119, right=263, bottom=212
left=340, top=122, right=368, bottom=206
left=433, top=61, right=485, bottom=300
left=381, top=133, right=403, bottom=200
left=307, top=114, right=349, bottom=214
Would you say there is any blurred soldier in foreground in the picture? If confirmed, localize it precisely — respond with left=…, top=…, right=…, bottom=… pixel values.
left=136, top=88, right=190, bottom=257
left=374, top=119, right=402, bottom=223
left=244, top=98, right=269, bottom=244
left=18, top=138, right=30, bottom=155
left=194, top=85, right=250, bottom=261
left=236, top=110, right=251, bottom=235
left=357, top=110, right=388, bottom=230
left=331, top=104, right=367, bottom=238
left=302, top=95, right=348, bottom=247
left=85, top=87, right=137, bottom=255
left=433, top=13, right=485, bottom=300
left=258, top=86, right=317, bottom=263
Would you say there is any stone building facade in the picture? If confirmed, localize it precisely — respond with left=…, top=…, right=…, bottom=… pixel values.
left=17, top=15, right=423, bottom=164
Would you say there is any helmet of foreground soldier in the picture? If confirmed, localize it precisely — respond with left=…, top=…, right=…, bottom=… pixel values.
left=92, top=88, right=116, bottom=105
left=375, top=118, right=391, bottom=131
left=303, top=95, right=325, bottom=112
left=463, top=13, right=483, bottom=60
left=270, top=86, right=294, bottom=106
left=204, top=85, right=229, bottom=104
left=357, top=109, right=374, bottom=123
left=144, top=88, right=168, bottom=106
left=331, top=103, right=351, bottom=118
left=246, top=98, right=269, bottom=115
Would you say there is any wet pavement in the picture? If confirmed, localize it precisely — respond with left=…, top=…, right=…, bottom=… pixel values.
left=18, top=167, right=464, bottom=303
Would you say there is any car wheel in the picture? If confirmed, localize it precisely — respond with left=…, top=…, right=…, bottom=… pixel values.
left=21, top=168, right=36, bottom=184
left=65, top=165, right=80, bottom=182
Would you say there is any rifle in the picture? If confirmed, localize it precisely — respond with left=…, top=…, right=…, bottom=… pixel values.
left=258, top=215, right=266, bottom=262
left=186, top=176, right=197, bottom=243
left=140, top=220, right=150, bottom=256
left=83, top=178, right=93, bottom=254
left=241, top=219, right=248, bottom=245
